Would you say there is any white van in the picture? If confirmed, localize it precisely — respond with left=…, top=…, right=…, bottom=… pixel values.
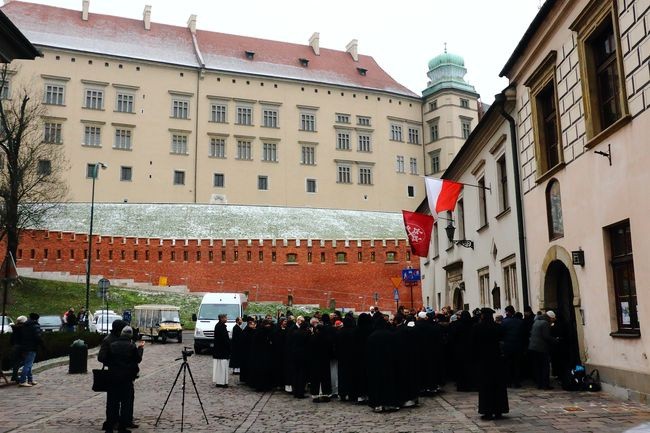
left=192, top=293, right=246, bottom=353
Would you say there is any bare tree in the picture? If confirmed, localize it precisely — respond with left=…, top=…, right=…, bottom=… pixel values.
left=0, top=64, right=67, bottom=262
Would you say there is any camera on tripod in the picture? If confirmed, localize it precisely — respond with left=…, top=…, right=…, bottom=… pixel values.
left=182, top=346, right=194, bottom=358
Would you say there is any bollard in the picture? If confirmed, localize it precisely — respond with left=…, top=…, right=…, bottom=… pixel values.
left=69, top=339, right=88, bottom=374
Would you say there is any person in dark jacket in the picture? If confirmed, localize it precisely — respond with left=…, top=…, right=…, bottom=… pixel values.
left=501, top=305, right=526, bottom=388
left=9, top=316, right=27, bottom=382
left=448, top=310, right=475, bottom=391
left=474, top=308, right=509, bottom=420
left=307, top=318, right=332, bottom=402
left=250, top=319, right=275, bottom=391
left=18, top=313, right=44, bottom=387
left=288, top=317, right=309, bottom=398
left=239, top=317, right=256, bottom=384
left=366, top=314, right=399, bottom=412
left=99, top=319, right=129, bottom=432
left=528, top=311, right=557, bottom=390
left=229, top=317, right=243, bottom=375
left=106, top=326, right=144, bottom=433
left=213, top=314, right=231, bottom=387
left=336, top=316, right=357, bottom=401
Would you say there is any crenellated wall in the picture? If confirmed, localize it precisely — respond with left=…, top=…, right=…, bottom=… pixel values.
left=10, top=229, right=420, bottom=312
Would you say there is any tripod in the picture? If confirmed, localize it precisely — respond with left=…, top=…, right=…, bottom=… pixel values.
left=155, top=350, right=209, bottom=432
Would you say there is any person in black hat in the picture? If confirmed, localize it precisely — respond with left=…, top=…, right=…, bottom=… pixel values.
left=474, top=308, right=509, bottom=421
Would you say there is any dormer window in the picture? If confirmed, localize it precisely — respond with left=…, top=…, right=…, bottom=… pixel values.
left=245, top=50, right=255, bottom=60
left=299, top=58, right=309, bottom=67
left=357, top=67, right=367, bottom=76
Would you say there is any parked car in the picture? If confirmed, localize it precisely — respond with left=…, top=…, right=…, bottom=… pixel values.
left=0, top=315, right=13, bottom=333
left=39, top=315, right=63, bottom=332
left=95, top=314, right=123, bottom=334
left=92, top=310, right=116, bottom=324
left=134, top=304, right=183, bottom=343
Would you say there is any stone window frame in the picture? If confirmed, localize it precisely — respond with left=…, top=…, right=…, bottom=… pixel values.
left=478, top=266, right=490, bottom=307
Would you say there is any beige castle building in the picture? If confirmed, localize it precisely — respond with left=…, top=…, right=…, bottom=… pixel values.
left=1, top=0, right=481, bottom=213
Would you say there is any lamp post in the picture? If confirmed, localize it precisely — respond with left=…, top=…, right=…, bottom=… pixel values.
left=85, top=162, right=107, bottom=328
left=445, top=221, right=474, bottom=249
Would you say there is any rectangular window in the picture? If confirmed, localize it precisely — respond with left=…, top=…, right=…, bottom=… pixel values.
left=171, top=134, right=188, bottom=154
left=336, top=113, right=350, bottom=124
left=114, top=129, right=132, bottom=150
left=85, top=89, right=104, bottom=110
left=357, top=116, right=371, bottom=126
left=1, top=79, right=10, bottom=99
left=44, top=84, right=65, bottom=105
left=262, top=142, right=278, bottom=162
left=172, top=99, right=189, bottom=119
left=173, top=170, right=185, bottom=185
left=461, top=119, right=472, bottom=139
left=407, top=185, right=415, bottom=197
left=213, top=173, right=225, bottom=187
left=503, top=259, right=518, bottom=308
left=83, top=125, right=101, bottom=146
left=116, top=93, right=134, bottom=113
left=44, top=122, right=62, bottom=144
left=358, top=134, right=371, bottom=152
left=409, top=157, right=418, bottom=175
left=337, top=165, right=351, bottom=184
left=37, top=159, right=51, bottom=176
left=263, top=109, right=278, bottom=128
left=236, top=140, right=252, bottom=160
left=478, top=268, right=490, bottom=307
left=429, top=150, right=440, bottom=174
left=430, top=100, right=438, bottom=110
left=210, top=104, right=227, bottom=123
left=258, top=176, right=268, bottom=190
left=408, top=127, right=420, bottom=144
left=433, top=222, right=439, bottom=256
left=396, top=155, right=405, bottom=173
left=460, top=98, right=469, bottom=108
left=300, top=113, right=316, bottom=131
left=120, top=166, right=132, bottom=181
left=390, top=124, right=403, bottom=141
left=236, top=106, right=252, bottom=125
left=430, top=122, right=439, bottom=141
left=458, top=199, right=465, bottom=239
left=497, top=155, right=509, bottom=212
left=209, top=137, right=226, bottom=158
left=336, top=131, right=350, bottom=150
left=478, top=176, right=488, bottom=227
left=359, top=167, right=372, bottom=185
left=608, top=221, right=638, bottom=331
left=306, top=178, right=317, bottom=193
left=301, top=145, right=315, bottom=165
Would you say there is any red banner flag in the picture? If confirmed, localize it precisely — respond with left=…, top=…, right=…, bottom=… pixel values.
left=402, top=210, right=434, bottom=257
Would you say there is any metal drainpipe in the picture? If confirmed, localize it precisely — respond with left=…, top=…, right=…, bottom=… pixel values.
left=496, top=91, right=530, bottom=309
left=193, top=69, right=201, bottom=204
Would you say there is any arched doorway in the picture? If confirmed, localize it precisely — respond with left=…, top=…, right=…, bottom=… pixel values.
left=453, top=287, right=464, bottom=311
left=544, top=260, right=581, bottom=370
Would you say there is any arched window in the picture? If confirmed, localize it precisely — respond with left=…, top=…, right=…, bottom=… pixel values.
left=546, top=179, right=564, bottom=240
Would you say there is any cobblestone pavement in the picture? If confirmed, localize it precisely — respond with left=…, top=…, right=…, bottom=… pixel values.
left=2, top=335, right=650, bottom=433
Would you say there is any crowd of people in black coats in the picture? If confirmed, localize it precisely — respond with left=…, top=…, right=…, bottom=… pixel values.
left=214, top=303, right=576, bottom=419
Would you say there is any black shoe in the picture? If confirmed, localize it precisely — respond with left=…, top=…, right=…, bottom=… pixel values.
left=126, top=423, right=139, bottom=429
left=480, top=414, right=494, bottom=421
left=215, top=384, right=229, bottom=388
left=321, top=396, right=331, bottom=402
left=494, top=414, right=505, bottom=420
left=312, top=397, right=322, bottom=403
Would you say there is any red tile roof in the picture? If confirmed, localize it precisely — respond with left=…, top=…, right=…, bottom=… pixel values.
left=2, top=1, right=418, bottom=97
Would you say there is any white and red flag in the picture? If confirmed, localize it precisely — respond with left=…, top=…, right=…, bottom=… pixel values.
left=424, top=178, right=463, bottom=216
left=402, top=210, right=434, bottom=257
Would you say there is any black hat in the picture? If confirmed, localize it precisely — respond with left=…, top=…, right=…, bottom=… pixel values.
left=29, top=312, right=40, bottom=320
left=481, top=307, right=495, bottom=316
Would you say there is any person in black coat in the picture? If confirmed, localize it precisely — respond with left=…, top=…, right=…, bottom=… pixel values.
left=501, top=305, right=526, bottom=388
left=239, top=317, right=256, bottom=384
left=474, top=308, right=509, bottom=420
left=288, top=317, right=309, bottom=398
left=250, top=319, right=275, bottom=391
left=449, top=310, right=475, bottom=391
left=229, top=317, right=243, bottom=374
left=271, top=318, right=288, bottom=389
left=336, top=316, right=357, bottom=401
left=366, top=314, right=399, bottom=412
left=213, top=314, right=230, bottom=387
left=394, top=315, right=419, bottom=407
left=9, top=316, right=26, bottom=382
left=352, top=313, right=373, bottom=403
left=307, top=318, right=332, bottom=402
left=99, top=319, right=128, bottom=432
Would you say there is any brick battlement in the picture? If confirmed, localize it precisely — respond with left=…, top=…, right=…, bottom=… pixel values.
left=10, top=229, right=421, bottom=312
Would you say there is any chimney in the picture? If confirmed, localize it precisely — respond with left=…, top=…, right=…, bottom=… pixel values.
left=187, top=14, right=197, bottom=35
left=309, top=32, right=320, bottom=56
left=346, top=39, right=358, bottom=62
left=81, top=0, right=89, bottom=21
left=143, top=5, right=151, bottom=31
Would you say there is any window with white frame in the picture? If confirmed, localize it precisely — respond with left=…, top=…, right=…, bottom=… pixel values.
left=120, top=166, right=132, bottom=182
left=210, top=103, right=227, bottom=123
left=478, top=267, right=490, bottom=306
left=172, top=99, right=189, bottom=119
left=461, top=119, right=472, bottom=139
left=336, top=131, right=350, bottom=150
left=337, top=164, right=351, bottom=184
left=262, top=108, right=278, bottom=128
left=457, top=199, right=465, bottom=239
left=84, top=89, right=104, bottom=110
left=359, top=166, right=372, bottom=185
left=409, top=157, right=418, bottom=175
left=258, top=175, right=268, bottom=190
left=83, top=125, right=101, bottom=146
left=301, top=145, right=315, bottom=165
left=396, top=155, right=405, bottom=173
left=236, top=140, right=252, bottom=160
left=116, top=93, right=134, bottom=113
left=430, top=121, right=439, bottom=141
left=173, top=170, right=185, bottom=185
left=262, top=142, right=278, bottom=162
left=358, top=134, right=371, bottom=152
left=497, top=154, right=510, bottom=212
left=37, top=159, right=51, bottom=176
left=336, top=113, right=350, bottom=124
left=408, top=127, right=420, bottom=144
left=209, top=137, right=226, bottom=158
left=236, top=106, right=253, bottom=125
left=171, top=134, right=188, bottom=154
left=114, top=128, right=132, bottom=150
left=478, top=176, right=488, bottom=228
left=44, top=122, right=62, bottom=144
left=503, top=257, right=518, bottom=308
left=213, top=173, right=225, bottom=187
left=1, top=79, right=10, bottom=99
left=306, top=178, right=317, bottom=193
left=300, top=112, right=316, bottom=131
left=44, top=83, right=65, bottom=105
left=390, top=124, right=403, bottom=141
left=357, top=116, right=371, bottom=126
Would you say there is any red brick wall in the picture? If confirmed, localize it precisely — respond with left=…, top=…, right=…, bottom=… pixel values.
left=10, top=229, right=422, bottom=312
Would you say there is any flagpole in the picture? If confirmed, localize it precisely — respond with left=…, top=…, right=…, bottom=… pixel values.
left=423, top=176, right=491, bottom=192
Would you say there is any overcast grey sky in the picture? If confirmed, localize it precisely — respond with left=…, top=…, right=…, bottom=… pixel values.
left=21, top=0, right=542, bottom=103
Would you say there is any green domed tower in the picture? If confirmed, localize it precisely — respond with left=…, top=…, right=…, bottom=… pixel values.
left=423, top=50, right=478, bottom=97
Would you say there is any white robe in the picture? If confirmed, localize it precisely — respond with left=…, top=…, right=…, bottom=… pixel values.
left=212, top=359, right=229, bottom=385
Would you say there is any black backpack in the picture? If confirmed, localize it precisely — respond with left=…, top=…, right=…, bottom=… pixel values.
left=583, top=369, right=601, bottom=392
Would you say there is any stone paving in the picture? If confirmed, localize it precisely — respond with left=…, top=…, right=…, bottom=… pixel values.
left=2, top=335, right=650, bottom=432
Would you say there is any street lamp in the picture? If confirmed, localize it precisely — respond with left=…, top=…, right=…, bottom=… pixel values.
left=445, top=221, right=474, bottom=249
left=85, top=162, right=107, bottom=327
